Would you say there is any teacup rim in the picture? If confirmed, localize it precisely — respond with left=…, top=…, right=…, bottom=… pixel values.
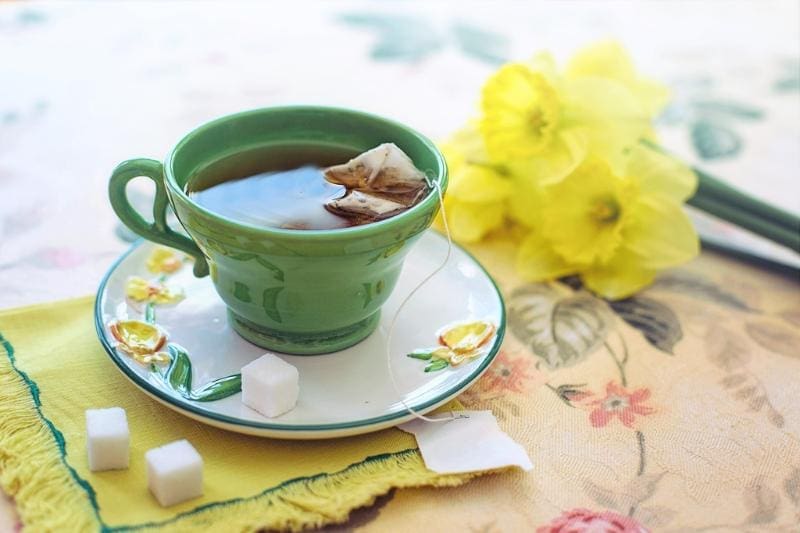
left=163, top=105, right=448, bottom=239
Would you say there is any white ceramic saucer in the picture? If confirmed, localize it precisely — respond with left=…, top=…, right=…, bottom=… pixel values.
left=95, top=230, right=505, bottom=439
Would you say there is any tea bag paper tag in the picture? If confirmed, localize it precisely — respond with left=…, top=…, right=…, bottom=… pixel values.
left=399, top=410, right=532, bottom=474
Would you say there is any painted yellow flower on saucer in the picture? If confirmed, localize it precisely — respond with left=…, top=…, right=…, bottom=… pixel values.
left=125, top=276, right=184, bottom=305
left=146, top=247, right=183, bottom=274
left=109, top=320, right=170, bottom=365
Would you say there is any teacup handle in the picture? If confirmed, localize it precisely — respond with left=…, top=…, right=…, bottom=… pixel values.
left=109, top=158, right=209, bottom=277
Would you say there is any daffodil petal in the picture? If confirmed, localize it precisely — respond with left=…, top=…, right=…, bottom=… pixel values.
left=439, top=143, right=466, bottom=175
left=516, top=232, right=577, bottom=281
left=624, top=199, right=699, bottom=269
left=506, top=175, right=546, bottom=228
left=527, top=51, right=560, bottom=85
left=582, top=248, right=657, bottom=300
left=633, top=78, right=671, bottom=118
left=564, top=77, right=646, bottom=122
left=542, top=158, right=630, bottom=265
left=566, top=40, right=670, bottom=117
left=448, top=166, right=513, bottom=203
left=566, top=40, right=636, bottom=86
left=563, top=77, right=650, bottom=170
left=533, top=128, right=589, bottom=185
left=626, top=144, right=697, bottom=202
left=446, top=199, right=506, bottom=243
left=440, top=124, right=488, bottom=174
left=443, top=123, right=487, bottom=159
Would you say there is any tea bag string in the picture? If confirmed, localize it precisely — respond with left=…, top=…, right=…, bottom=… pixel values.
left=384, top=175, right=465, bottom=423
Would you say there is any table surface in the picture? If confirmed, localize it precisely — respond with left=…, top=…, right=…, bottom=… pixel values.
left=1, top=1, right=799, bottom=531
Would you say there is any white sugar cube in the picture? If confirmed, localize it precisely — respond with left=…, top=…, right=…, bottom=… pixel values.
left=145, top=439, right=203, bottom=507
left=241, top=353, right=299, bottom=418
left=86, top=407, right=129, bottom=471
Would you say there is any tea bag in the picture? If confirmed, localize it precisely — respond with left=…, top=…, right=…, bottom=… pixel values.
left=323, top=143, right=429, bottom=222
left=325, top=190, right=408, bottom=221
left=324, top=143, right=428, bottom=194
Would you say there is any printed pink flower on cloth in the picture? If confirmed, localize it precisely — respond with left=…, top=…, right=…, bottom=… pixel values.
left=477, top=350, right=535, bottom=395
left=537, top=508, right=650, bottom=533
left=587, top=382, right=655, bottom=428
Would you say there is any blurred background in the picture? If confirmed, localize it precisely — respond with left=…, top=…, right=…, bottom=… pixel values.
left=1, top=0, right=798, bottom=307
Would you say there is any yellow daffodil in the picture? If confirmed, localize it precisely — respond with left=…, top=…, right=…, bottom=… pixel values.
left=480, top=63, right=561, bottom=160
left=439, top=127, right=512, bottom=242
left=505, top=173, right=546, bottom=229
left=109, top=320, right=170, bottom=365
left=566, top=40, right=670, bottom=119
left=146, top=247, right=183, bottom=274
left=125, top=276, right=184, bottom=305
left=479, top=50, right=652, bottom=183
left=517, top=145, right=699, bottom=298
left=560, top=77, right=653, bottom=173
left=515, top=231, right=576, bottom=282
left=541, top=157, right=635, bottom=266
left=440, top=41, right=700, bottom=299
left=479, top=61, right=589, bottom=185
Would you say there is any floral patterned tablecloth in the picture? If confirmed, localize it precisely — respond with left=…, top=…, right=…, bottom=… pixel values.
left=1, top=1, right=798, bottom=531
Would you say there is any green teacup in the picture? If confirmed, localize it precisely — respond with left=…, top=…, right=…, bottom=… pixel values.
left=109, top=106, right=447, bottom=354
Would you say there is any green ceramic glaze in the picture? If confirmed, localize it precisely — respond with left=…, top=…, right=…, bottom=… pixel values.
left=153, top=344, right=242, bottom=402
left=108, top=158, right=210, bottom=277
left=109, top=106, right=448, bottom=354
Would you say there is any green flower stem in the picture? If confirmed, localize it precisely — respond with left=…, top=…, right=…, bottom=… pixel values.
left=691, top=167, right=800, bottom=234
left=688, top=191, right=800, bottom=251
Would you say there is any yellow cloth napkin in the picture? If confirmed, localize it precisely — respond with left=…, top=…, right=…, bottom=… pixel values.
left=0, top=296, right=473, bottom=532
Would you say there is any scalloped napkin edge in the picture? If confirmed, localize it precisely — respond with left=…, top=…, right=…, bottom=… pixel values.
left=399, top=410, right=533, bottom=474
